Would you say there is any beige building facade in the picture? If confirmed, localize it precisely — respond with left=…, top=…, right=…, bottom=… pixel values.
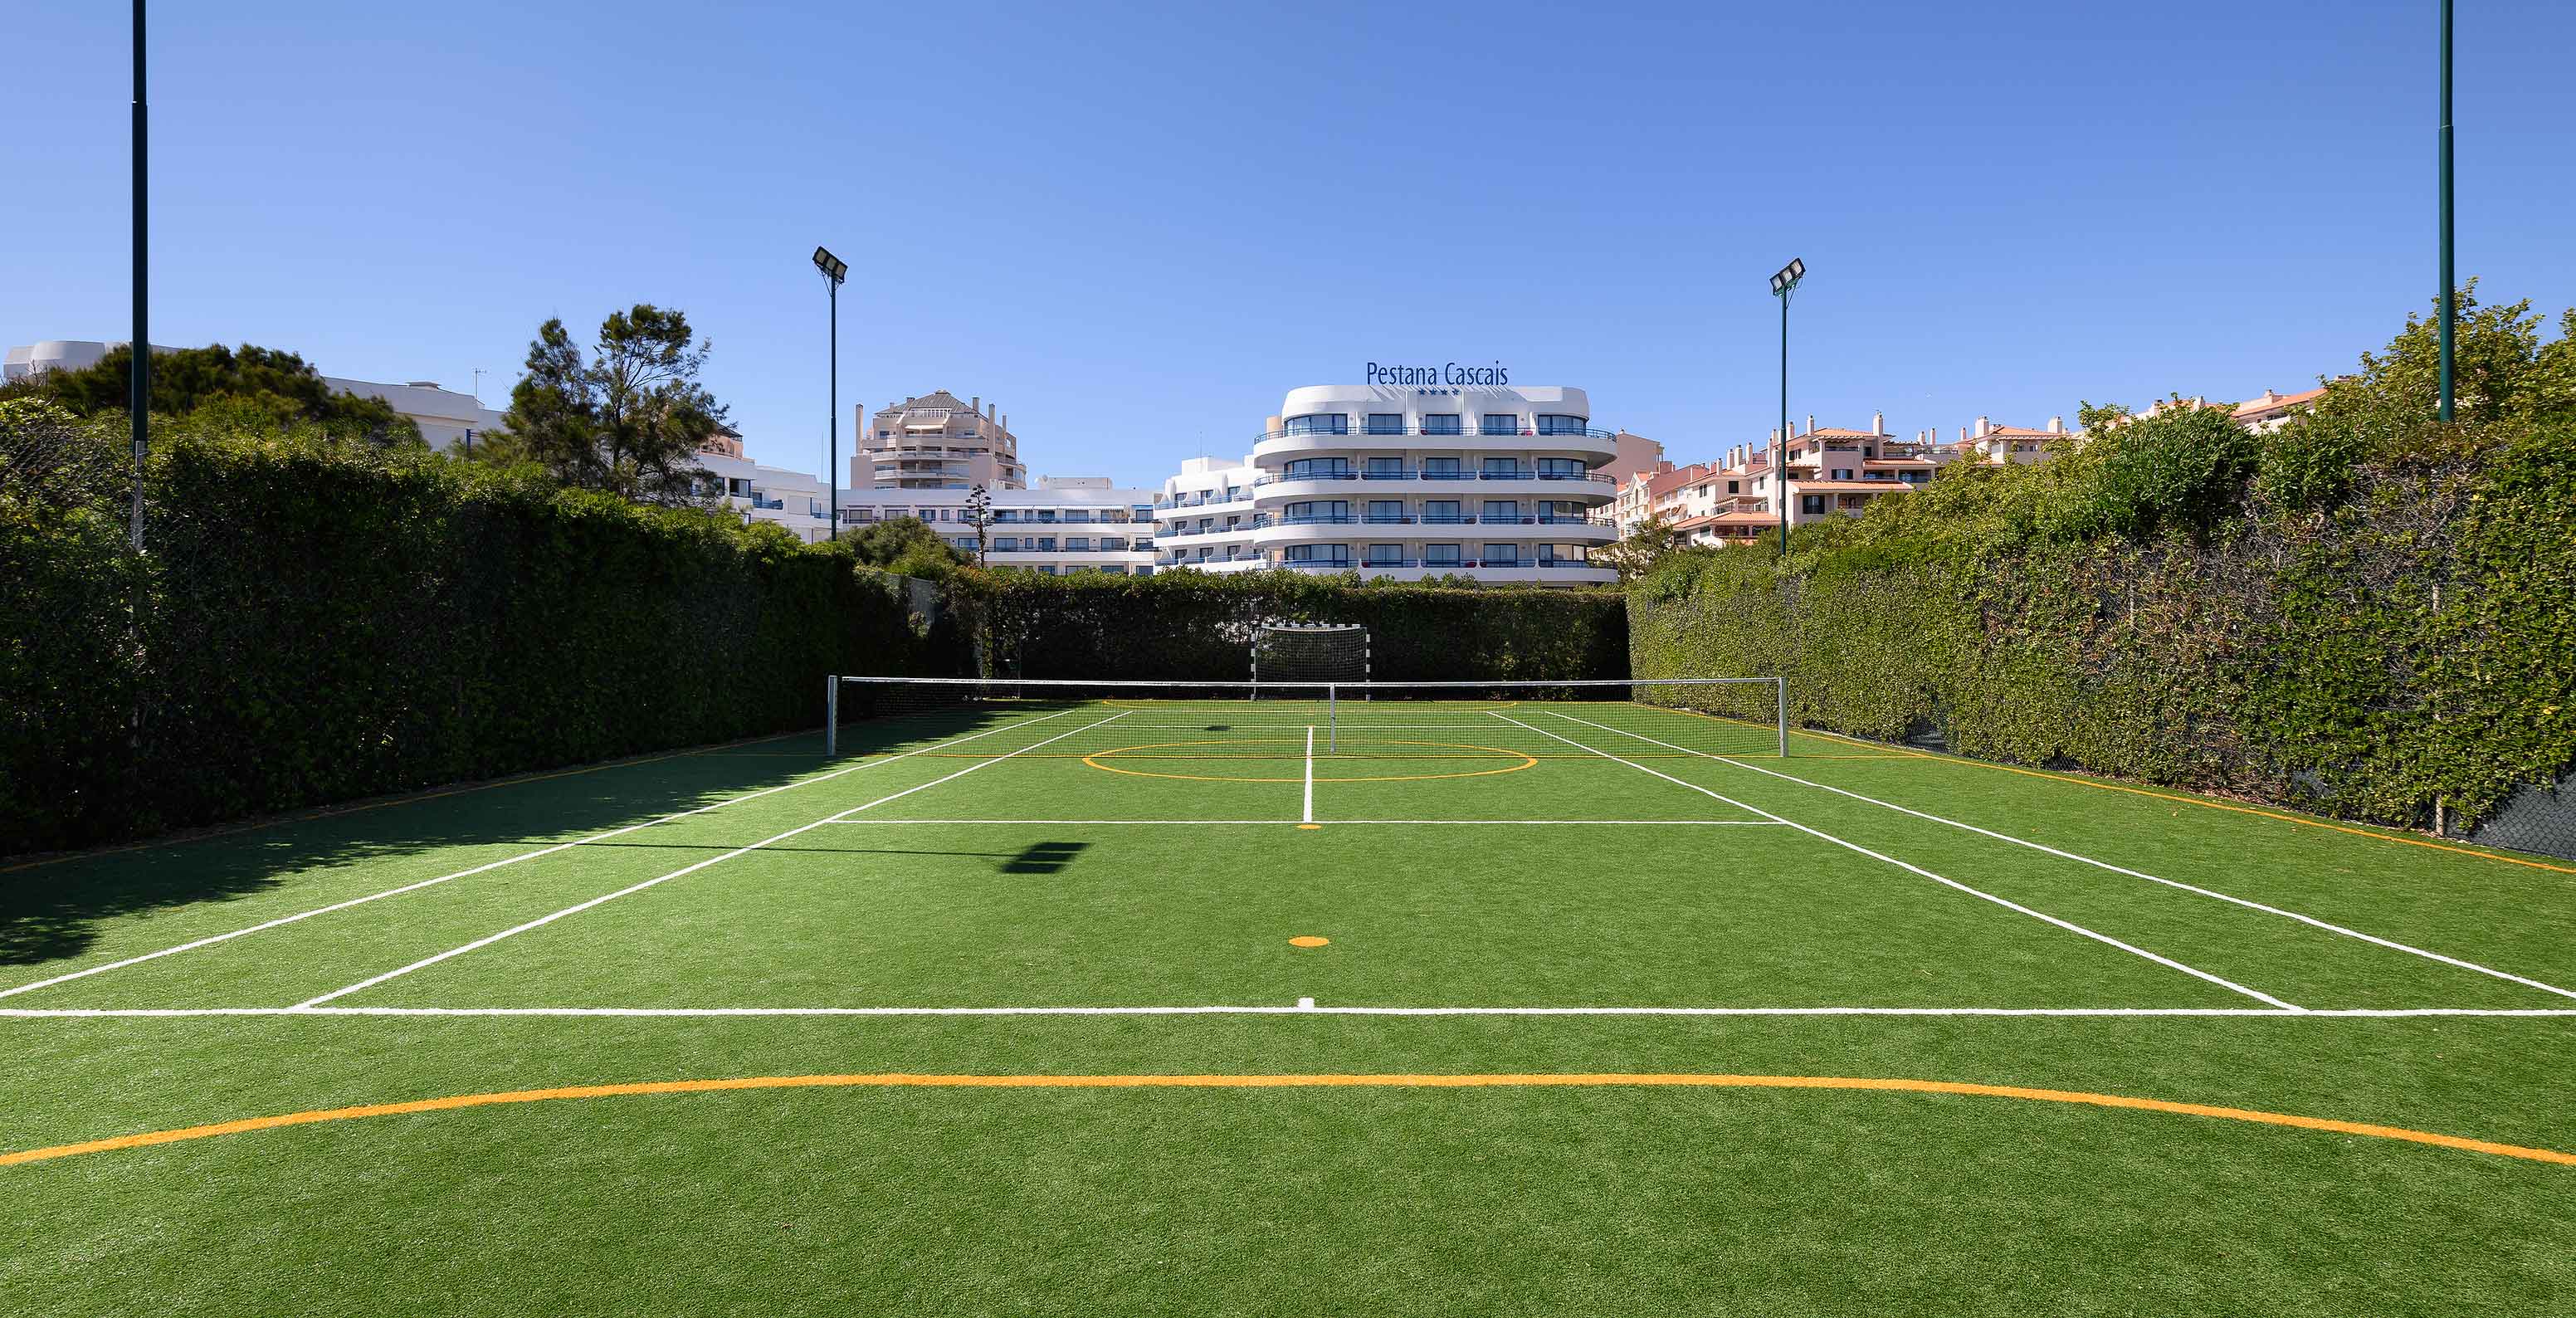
left=850, top=389, right=1029, bottom=491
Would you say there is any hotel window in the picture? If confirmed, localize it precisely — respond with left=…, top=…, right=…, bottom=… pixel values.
left=1800, top=495, right=1827, bottom=515
left=1285, top=457, right=1354, bottom=480
left=995, top=536, right=1019, bottom=550
left=1365, top=544, right=1406, bottom=566
left=1481, top=544, right=1521, bottom=565
left=1901, top=470, right=1925, bottom=484
left=1537, top=457, right=1587, bottom=478
left=1481, top=500, right=1521, bottom=523
left=1422, top=500, right=1464, bottom=524
left=1481, top=456, right=1523, bottom=478
left=1832, top=468, right=1853, bottom=480
left=1099, top=536, right=1126, bottom=549
left=1366, top=500, right=1406, bottom=523
left=1036, top=537, right=1057, bottom=551
left=1422, top=413, right=1462, bottom=435
left=1364, top=456, right=1405, bottom=478
left=1066, top=537, right=1090, bottom=550
left=1424, top=544, right=1462, bottom=566
left=1284, top=500, right=1349, bottom=523
left=1538, top=544, right=1585, bottom=565
left=1364, top=413, right=1405, bottom=435
left=1421, top=456, right=1463, bottom=478
left=1536, top=414, right=1588, bottom=436
left=1285, top=412, right=1348, bottom=436
left=1286, top=544, right=1349, bottom=565
left=1481, top=413, right=1520, bottom=436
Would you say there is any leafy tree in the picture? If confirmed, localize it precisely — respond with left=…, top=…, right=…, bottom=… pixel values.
left=1595, top=514, right=1686, bottom=581
left=844, top=515, right=965, bottom=580
left=31, top=343, right=419, bottom=443
left=487, top=305, right=724, bottom=505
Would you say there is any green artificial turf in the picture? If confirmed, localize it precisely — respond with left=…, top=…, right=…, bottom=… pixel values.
left=3, top=700, right=2572, bottom=1315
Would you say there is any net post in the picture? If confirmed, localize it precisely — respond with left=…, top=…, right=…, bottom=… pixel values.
left=1328, top=683, right=1338, bottom=752
left=825, top=675, right=838, bottom=759
left=1776, top=676, right=1788, bottom=759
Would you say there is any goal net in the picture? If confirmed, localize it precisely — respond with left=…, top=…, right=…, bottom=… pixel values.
left=825, top=676, right=1787, bottom=760
left=1250, top=623, right=1368, bottom=686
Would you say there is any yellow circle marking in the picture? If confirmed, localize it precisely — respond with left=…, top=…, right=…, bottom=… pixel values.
left=6, top=1073, right=2569, bottom=1169
left=1288, top=935, right=1330, bottom=948
left=1081, top=739, right=1539, bottom=784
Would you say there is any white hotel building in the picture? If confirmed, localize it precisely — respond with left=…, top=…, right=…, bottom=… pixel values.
left=837, top=477, right=1162, bottom=575
left=1152, top=384, right=1618, bottom=586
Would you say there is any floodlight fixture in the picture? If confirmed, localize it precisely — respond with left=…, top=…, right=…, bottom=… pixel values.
left=812, top=245, right=848, bottom=538
left=812, top=246, right=848, bottom=285
left=1769, top=257, right=1808, bottom=553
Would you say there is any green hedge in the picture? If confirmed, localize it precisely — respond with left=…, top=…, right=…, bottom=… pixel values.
left=946, top=569, right=1627, bottom=684
left=1628, top=408, right=2576, bottom=837
left=1, top=425, right=947, bottom=856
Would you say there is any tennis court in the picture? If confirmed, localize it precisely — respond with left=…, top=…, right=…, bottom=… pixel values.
left=4, top=680, right=2573, bottom=1314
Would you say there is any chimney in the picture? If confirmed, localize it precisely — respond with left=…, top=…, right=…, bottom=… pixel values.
left=2047, top=416, right=2065, bottom=434
left=987, top=401, right=996, bottom=419
left=1959, top=426, right=1969, bottom=444
left=1871, top=410, right=1885, bottom=435
left=970, top=396, right=980, bottom=417
left=1805, top=413, right=1816, bottom=436
left=1974, top=416, right=1992, bottom=438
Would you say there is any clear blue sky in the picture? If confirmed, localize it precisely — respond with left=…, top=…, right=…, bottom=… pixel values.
left=8, top=1, right=2571, bottom=486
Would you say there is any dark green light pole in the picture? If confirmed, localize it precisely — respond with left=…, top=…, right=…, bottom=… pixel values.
left=812, top=246, right=848, bottom=539
left=2437, top=0, right=2455, bottom=422
left=129, top=0, right=149, bottom=550
left=1768, top=257, right=1805, bottom=553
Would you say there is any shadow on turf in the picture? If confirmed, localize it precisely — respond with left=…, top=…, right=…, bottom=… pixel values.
left=0, top=738, right=854, bottom=969
left=1002, top=841, right=1089, bottom=875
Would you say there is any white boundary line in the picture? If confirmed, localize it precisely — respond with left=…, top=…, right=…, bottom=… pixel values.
left=1303, top=726, right=1315, bottom=823
left=1491, top=714, right=2303, bottom=1011
left=292, top=712, right=1129, bottom=1008
left=1544, top=710, right=2576, bottom=1003
left=7, top=1005, right=2574, bottom=1019
left=0, top=710, right=1081, bottom=1003
left=819, top=819, right=1792, bottom=826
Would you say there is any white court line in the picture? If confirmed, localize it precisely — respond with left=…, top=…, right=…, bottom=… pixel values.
left=1303, top=726, right=1315, bottom=823
left=1546, top=710, right=2576, bottom=1004
left=820, top=819, right=1792, bottom=826
left=7, top=1005, right=2574, bottom=1019
left=0, top=710, right=1078, bottom=1003
left=293, top=712, right=1129, bottom=1008
left=1493, top=714, right=2302, bottom=1012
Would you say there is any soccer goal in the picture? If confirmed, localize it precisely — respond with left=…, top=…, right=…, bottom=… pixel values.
left=824, top=675, right=1788, bottom=759
left=1250, top=623, right=1368, bottom=686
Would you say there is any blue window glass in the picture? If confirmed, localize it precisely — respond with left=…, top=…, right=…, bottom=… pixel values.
left=1364, top=413, right=1404, bottom=435
left=1537, top=414, right=1589, bottom=436
left=1422, top=414, right=1462, bottom=435
left=1285, top=413, right=1349, bottom=436
left=1481, top=414, right=1520, bottom=436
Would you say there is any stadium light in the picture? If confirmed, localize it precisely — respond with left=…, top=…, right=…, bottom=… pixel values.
left=1769, top=257, right=1805, bottom=553
left=812, top=247, right=847, bottom=539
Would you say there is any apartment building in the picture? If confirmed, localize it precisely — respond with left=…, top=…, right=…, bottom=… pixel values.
left=5, top=339, right=510, bottom=449
left=849, top=390, right=1028, bottom=491
left=1934, top=415, right=2071, bottom=465
left=837, top=476, right=1160, bottom=575
left=1150, top=383, right=1619, bottom=585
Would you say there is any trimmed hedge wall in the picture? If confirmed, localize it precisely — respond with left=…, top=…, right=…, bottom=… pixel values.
left=1628, top=410, right=2576, bottom=838
left=1, top=432, right=947, bottom=856
left=947, top=569, right=1627, bottom=684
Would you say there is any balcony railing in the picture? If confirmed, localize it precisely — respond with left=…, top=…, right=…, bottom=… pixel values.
left=1256, top=424, right=1617, bottom=442
left=1253, top=469, right=1608, bottom=487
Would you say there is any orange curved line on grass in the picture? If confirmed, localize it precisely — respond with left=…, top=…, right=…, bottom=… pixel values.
left=5, top=1072, right=2569, bottom=1169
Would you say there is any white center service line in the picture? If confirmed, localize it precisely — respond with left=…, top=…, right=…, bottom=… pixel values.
left=1544, top=710, right=2576, bottom=1004
left=1491, top=713, right=2303, bottom=1012
left=292, top=711, right=1129, bottom=1009
left=1303, top=725, right=1316, bottom=824
left=0, top=710, right=1078, bottom=1003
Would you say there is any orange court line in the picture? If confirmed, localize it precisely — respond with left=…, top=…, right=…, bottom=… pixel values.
left=5, top=1072, right=2569, bottom=1169
left=0, top=729, right=813, bottom=876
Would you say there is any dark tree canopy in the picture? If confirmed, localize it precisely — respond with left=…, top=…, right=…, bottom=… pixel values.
left=32, top=343, right=420, bottom=443
left=486, top=305, right=725, bottom=505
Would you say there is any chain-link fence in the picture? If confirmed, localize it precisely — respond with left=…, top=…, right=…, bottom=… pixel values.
left=2456, top=772, right=2576, bottom=862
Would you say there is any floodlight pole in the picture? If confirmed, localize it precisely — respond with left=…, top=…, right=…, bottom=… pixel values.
left=1769, top=258, right=1804, bottom=554
left=813, top=246, right=848, bottom=539
left=2437, top=0, right=2455, bottom=422
left=129, top=0, right=149, bottom=551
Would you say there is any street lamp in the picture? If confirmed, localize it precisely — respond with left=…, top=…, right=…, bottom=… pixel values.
left=812, top=245, right=849, bottom=539
left=1769, top=257, right=1805, bottom=553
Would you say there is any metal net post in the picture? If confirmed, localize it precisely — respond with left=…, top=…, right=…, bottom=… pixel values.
left=825, top=675, right=839, bottom=758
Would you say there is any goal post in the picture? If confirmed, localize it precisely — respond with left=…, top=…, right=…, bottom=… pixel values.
left=1250, top=622, right=1368, bottom=691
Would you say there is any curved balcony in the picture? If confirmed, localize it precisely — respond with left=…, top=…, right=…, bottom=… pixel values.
left=1251, top=471, right=1617, bottom=504
left=1251, top=423, right=1618, bottom=466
